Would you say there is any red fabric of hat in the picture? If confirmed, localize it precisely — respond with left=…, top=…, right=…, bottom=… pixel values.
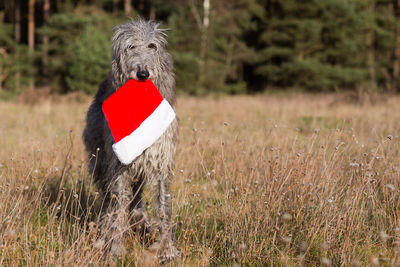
left=102, top=79, right=176, bottom=165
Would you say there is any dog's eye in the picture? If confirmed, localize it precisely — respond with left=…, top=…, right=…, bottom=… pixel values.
left=148, top=43, right=157, bottom=51
left=127, top=44, right=136, bottom=50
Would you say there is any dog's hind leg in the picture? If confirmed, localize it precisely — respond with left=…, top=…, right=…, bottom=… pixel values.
left=99, top=172, right=131, bottom=257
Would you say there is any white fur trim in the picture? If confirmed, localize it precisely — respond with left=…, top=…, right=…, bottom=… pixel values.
left=112, top=99, right=176, bottom=165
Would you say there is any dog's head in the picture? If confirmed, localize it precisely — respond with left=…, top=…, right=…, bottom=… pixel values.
left=111, top=19, right=169, bottom=84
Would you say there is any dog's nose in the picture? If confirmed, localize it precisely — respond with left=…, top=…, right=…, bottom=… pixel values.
left=136, top=69, right=150, bottom=81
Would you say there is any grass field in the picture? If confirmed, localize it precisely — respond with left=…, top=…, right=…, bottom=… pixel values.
left=0, top=93, right=400, bottom=266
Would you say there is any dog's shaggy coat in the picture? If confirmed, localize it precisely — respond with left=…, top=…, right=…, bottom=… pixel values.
left=83, top=19, right=179, bottom=262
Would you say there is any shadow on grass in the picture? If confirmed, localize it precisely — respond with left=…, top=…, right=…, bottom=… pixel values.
left=42, top=174, right=102, bottom=225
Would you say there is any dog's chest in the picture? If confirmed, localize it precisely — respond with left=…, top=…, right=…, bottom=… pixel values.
left=125, top=118, right=178, bottom=183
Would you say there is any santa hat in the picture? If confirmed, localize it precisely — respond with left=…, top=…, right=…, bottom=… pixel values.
left=102, top=79, right=176, bottom=165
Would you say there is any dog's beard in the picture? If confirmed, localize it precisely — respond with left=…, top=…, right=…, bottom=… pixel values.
left=129, top=70, right=138, bottom=80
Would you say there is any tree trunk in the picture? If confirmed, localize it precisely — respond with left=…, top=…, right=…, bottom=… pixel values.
left=42, top=0, right=50, bottom=81
left=15, top=0, right=21, bottom=42
left=366, top=1, right=376, bottom=89
left=199, top=0, right=210, bottom=58
left=149, top=4, right=155, bottom=20
left=138, top=0, right=145, bottom=12
left=124, top=0, right=132, bottom=16
left=29, top=0, right=35, bottom=90
left=15, top=0, right=21, bottom=90
left=77, top=0, right=85, bottom=7
left=199, top=0, right=210, bottom=88
left=9, top=0, right=15, bottom=25
left=0, top=13, right=6, bottom=91
left=113, top=0, right=118, bottom=14
left=393, top=0, right=400, bottom=93
left=0, top=48, right=8, bottom=91
left=203, top=0, right=210, bottom=28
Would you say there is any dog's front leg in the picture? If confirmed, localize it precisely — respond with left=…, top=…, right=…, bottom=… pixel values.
left=99, top=173, right=131, bottom=257
left=150, top=173, right=180, bottom=263
left=129, top=177, right=152, bottom=240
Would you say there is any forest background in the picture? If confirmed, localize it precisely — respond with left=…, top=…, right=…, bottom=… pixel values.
left=1, top=0, right=400, bottom=97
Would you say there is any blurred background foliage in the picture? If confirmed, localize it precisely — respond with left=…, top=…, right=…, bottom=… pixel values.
left=0, top=0, right=400, bottom=95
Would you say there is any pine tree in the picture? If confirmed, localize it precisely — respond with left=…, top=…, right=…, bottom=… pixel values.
left=371, top=0, right=395, bottom=91
left=245, top=0, right=369, bottom=91
left=392, top=0, right=400, bottom=91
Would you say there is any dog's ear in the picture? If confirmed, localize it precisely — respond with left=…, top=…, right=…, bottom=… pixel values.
left=111, top=25, right=125, bottom=60
left=110, top=25, right=125, bottom=84
left=151, top=22, right=168, bottom=48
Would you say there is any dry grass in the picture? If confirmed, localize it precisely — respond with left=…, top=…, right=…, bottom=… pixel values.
left=0, top=94, right=400, bottom=266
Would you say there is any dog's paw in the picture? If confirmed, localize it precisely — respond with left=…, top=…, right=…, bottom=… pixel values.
left=110, top=240, right=126, bottom=258
left=131, top=208, right=152, bottom=240
left=149, top=241, right=181, bottom=264
left=159, top=244, right=181, bottom=264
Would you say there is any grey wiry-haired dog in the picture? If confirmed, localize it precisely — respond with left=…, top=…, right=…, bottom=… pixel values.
left=83, top=19, right=179, bottom=262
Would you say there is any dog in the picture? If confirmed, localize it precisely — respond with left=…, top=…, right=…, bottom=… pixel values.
left=83, top=18, right=179, bottom=262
